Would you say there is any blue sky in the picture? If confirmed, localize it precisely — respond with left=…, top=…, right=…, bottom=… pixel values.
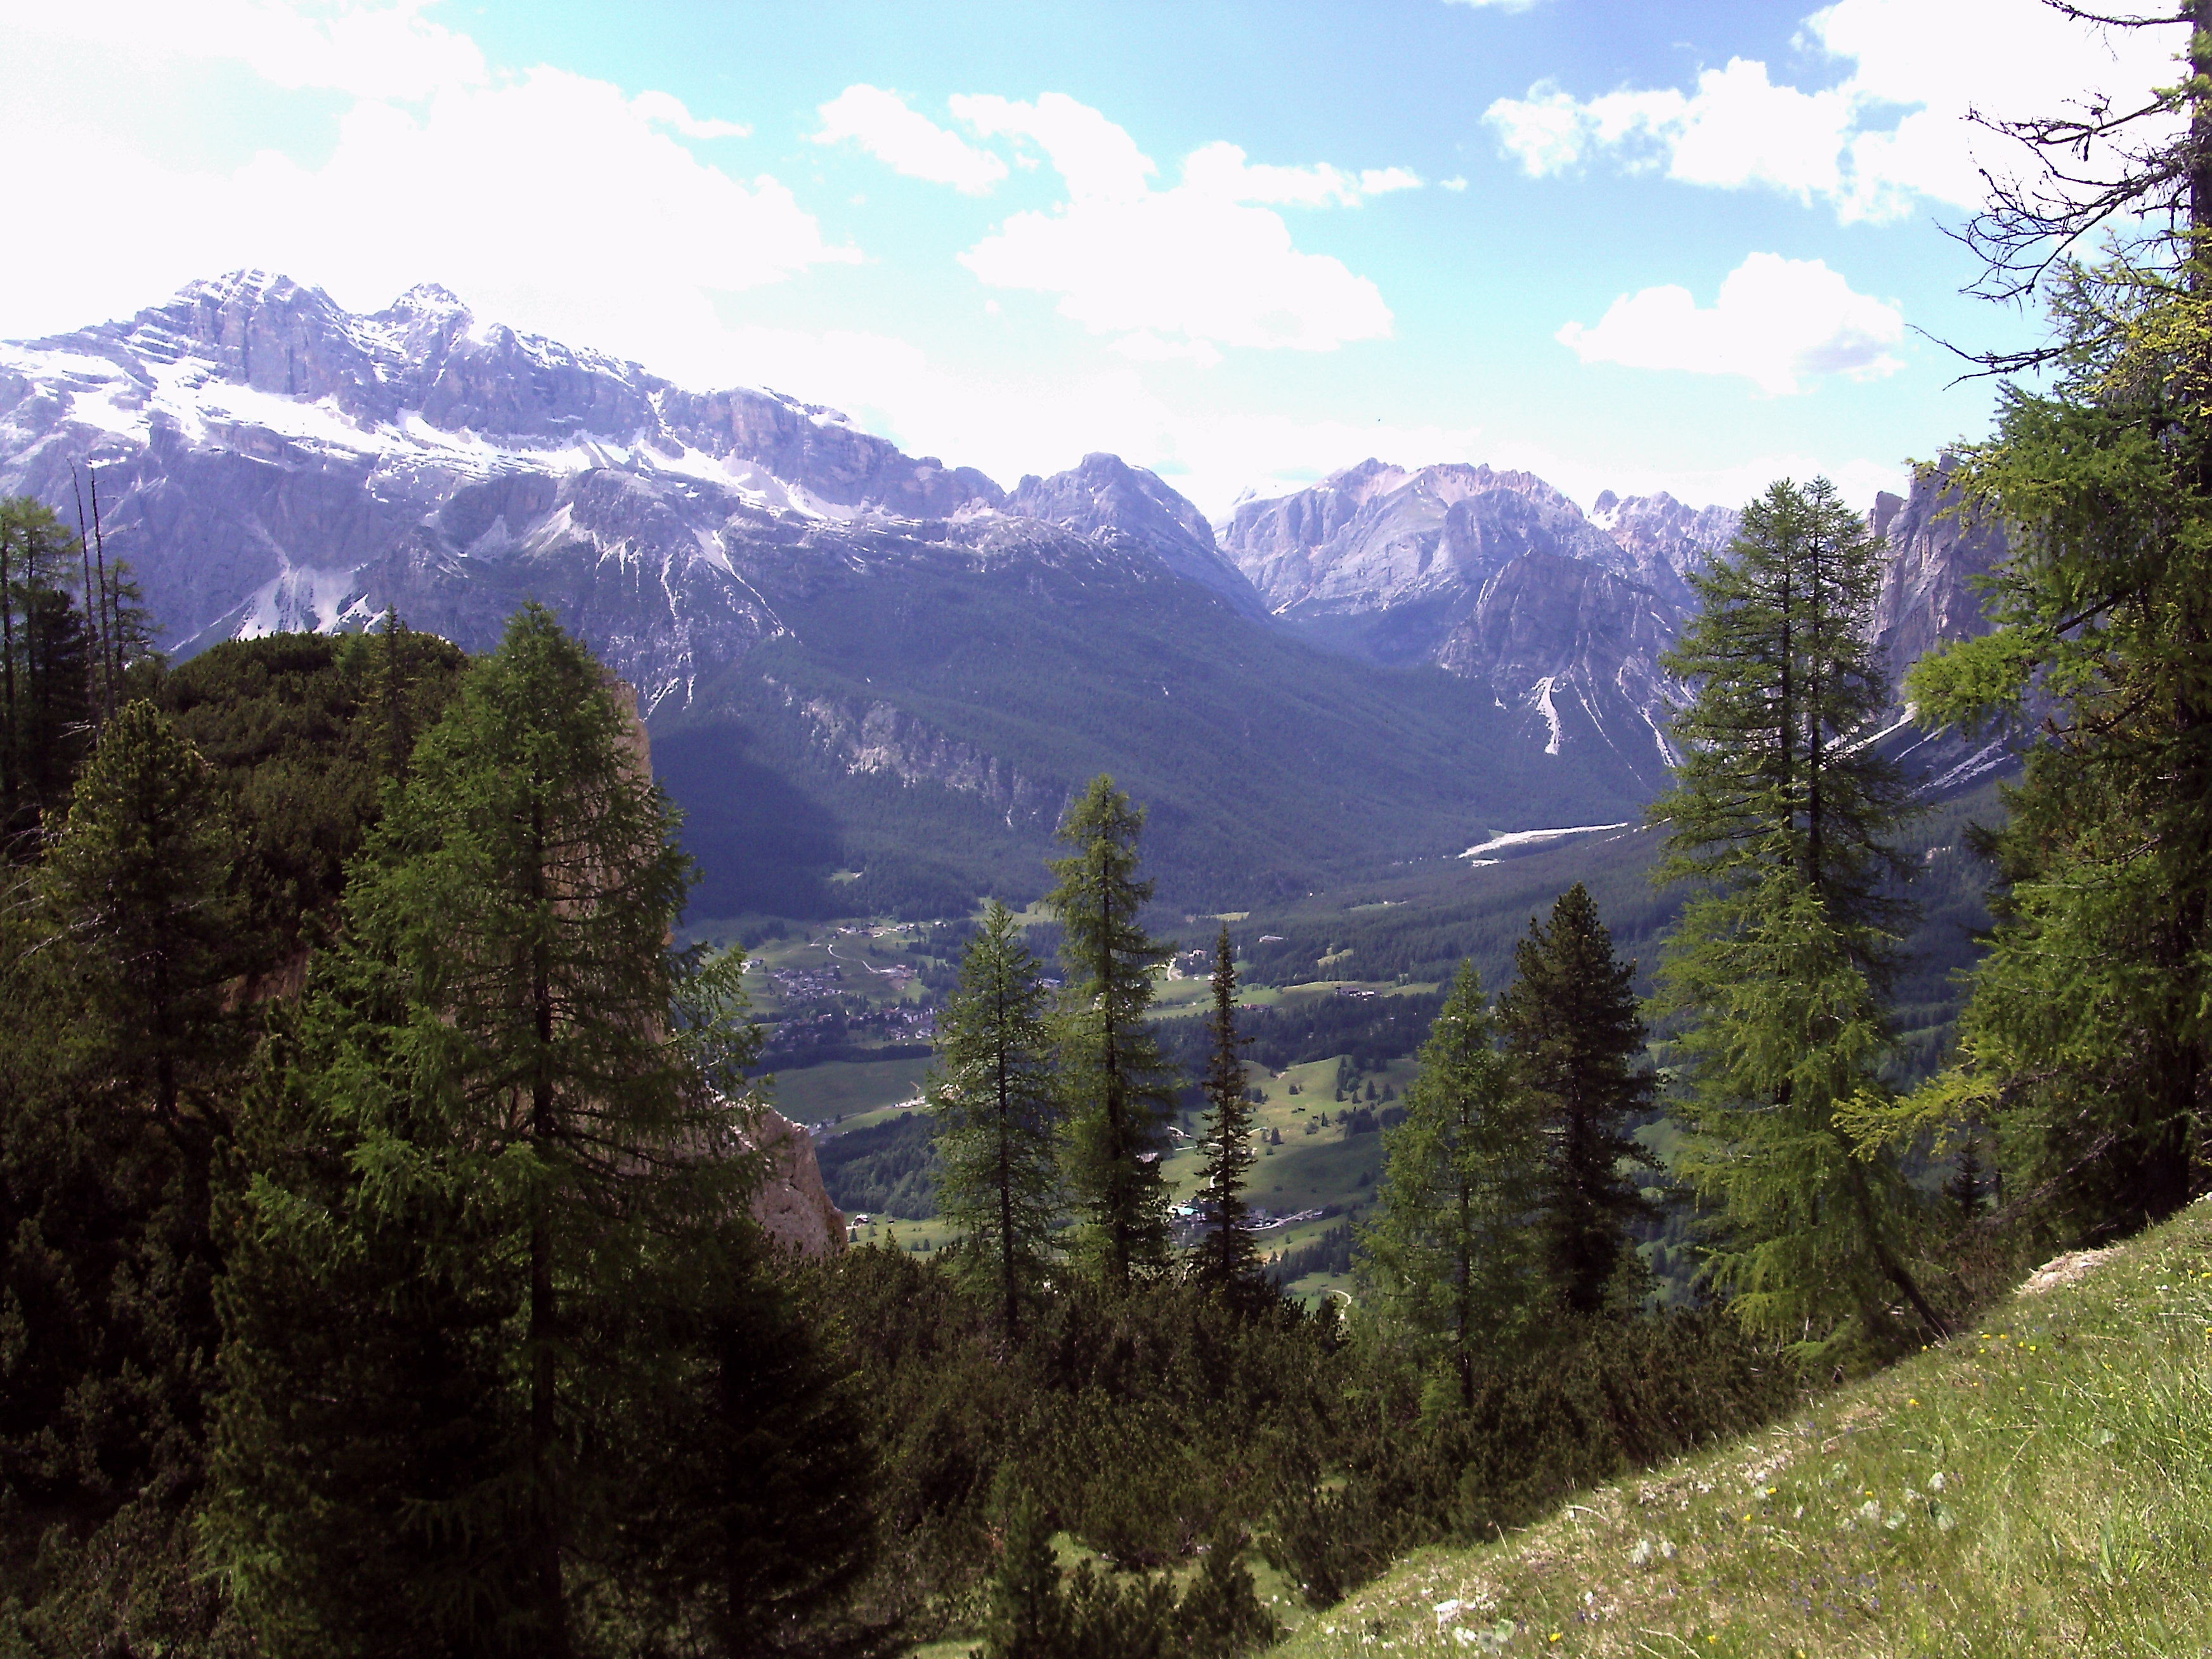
left=0, top=0, right=2186, bottom=516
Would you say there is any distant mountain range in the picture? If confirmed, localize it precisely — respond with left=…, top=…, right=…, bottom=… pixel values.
left=0, top=271, right=2007, bottom=918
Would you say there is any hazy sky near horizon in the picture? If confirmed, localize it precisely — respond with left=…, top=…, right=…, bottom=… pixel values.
left=0, top=0, right=2188, bottom=517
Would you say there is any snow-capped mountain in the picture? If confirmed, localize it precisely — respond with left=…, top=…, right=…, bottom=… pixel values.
left=0, top=270, right=1261, bottom=712
left=0, top=271, right=2001, bottom=798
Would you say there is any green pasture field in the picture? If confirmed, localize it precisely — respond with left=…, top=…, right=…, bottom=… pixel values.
left=769, top=1056, right=933, bottom=1128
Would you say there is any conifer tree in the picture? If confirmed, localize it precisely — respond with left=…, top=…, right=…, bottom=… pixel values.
left=929, top=899, right=1061, bottom=1336
left=206, top=606, right=857, bottom=1654
left=1497, top=883, right=1654, bottom=1317
left=1045, top=774, right=1176, bottom=1285
left=1355, top=963, right=1539, bottom=1407
left=0, top=700, right=241, bottom=1645
left=1192, top=925, right=1261, bottom=1298
left=0, top=497, right=94, bottom=840
left=1882, top=4, right=2212, bottom=1231
left=42, top=699, right=240, bottom=1131
left=1649, top=479, right=1944, bottom=1352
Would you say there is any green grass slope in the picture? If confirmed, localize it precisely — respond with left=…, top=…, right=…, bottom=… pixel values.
left=1279, top=1197, right=2212, bottom=1657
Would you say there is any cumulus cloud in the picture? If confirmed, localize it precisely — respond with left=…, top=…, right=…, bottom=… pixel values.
left=1485, top=0, right=2183, bottom=223
left=810, top=85, right=1006, bottom=193
left=0, top=3, right=852, bottom=359
left=943, top=95, right=1406, bottom=358
left=1556, top=253, right=1904, bottom=394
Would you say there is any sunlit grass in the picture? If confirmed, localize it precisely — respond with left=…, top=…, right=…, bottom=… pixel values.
left=1281, top=1197, right=2212, bottom=1657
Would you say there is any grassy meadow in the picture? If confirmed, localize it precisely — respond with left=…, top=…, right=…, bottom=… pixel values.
left=1276, top=1197, right=2212, bottom=1658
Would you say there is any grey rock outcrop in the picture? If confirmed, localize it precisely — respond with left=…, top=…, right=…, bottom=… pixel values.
left=746, top=1107, right=845, bottom=1256
left=1438, top=551, right=1682, bottom=771
left=1870, top=455, right=2007, bottom=687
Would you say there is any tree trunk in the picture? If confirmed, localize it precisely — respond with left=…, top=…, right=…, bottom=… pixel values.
left=1098, top=846, right=1125, bottom=1284
left=528, top=791, right=570, bottom=1659
left=1, top=520, right=16, bottom=805
left=996, top=973, right=1018, bottom=1338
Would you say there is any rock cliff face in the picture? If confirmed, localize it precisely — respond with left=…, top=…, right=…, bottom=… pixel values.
left=1588, top=489, right=1740, bottom=610
left=1223, top=454, right=2010, bottom=790
left=1223, top=460, right=1634, bottom=660
left=746, top=1107, right=845, bottom=1256
left=1870, top=455, right=2008, bottom=687
left=1437, top=551, right=1682, bottom=767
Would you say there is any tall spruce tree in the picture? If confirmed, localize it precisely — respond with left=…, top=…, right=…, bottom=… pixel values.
left=1045, top=774, right=1177, bottom=1285
left=928, top=899, right=1061, bottom=1336
left=206, top=606, right=869, bottom=1655
left=1649, top=478, right=1945, bottom=1353
left=1881, top=4, right=2212, bottom=1233
left=1497, top=884, right=1655, bottom=1317
left=1355, top=963, right=1540, bottom=1408
left=1192, top=926, right=1261, bottom=1298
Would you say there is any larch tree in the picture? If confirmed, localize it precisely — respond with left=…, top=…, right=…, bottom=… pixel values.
left=1045, top=774, right=1177, bottom=1285
left=1192, top=925, right=1261, bottom=1299
left=928, top=899, right=1062, bottom=1336
left=1355, top=963, right=1540, bottom=1409
left=207, top=605, right=873, bottom=1655
left=1496, top=883, right=1655, bottom=1317
left=1880, top=1, right=2212, bottom=1233
left=1648, top=478, right=1944, bottom=1355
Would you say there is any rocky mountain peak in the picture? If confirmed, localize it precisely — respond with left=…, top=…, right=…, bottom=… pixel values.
left=1587, top=488, right=1739, bottom=608
left=1006, top=452, right=1259, bottom=613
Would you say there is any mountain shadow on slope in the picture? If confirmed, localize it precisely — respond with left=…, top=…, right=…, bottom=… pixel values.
left=654, top=528, right=1658, bottom=923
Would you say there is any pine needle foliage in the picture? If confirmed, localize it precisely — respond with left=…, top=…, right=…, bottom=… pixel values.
left=1894, top=268, right=2212, bottom=1233
left=928, top=898, right=1062, bottom=1336
left=1192, top=925, right=1262, bottom=1299
left=1497, top=883, right=1656, bottom=1316
left=1356, top=963, right=1540, bottom=1409
left=204, top=605, right=784, bottom=1655
left=42, top=700, right=242, bottom=1133
left=1045, top=775, right=1178, bottom=1285
left=1647, top=479, right=1942, bottom=1357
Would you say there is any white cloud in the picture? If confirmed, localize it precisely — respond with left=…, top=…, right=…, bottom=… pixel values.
left=944, top=96, right=1403, bottom=358
left=810, top=85, right=1006, bottom=193
left=0, top=5, right=852, bottom=356
left=1180, top=143, right=1419, bottom=207
left=1485, top=0, right=2183, bottom=223
left=14, top=0, right=487, bottom=101
left=953, top=91, right=1157, bottom=201
left=1443, top=0, right=1550, bottom=11
left=1556, top=253, right=1904, bottom=394
left=633, top=89, right=750, bottom=141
